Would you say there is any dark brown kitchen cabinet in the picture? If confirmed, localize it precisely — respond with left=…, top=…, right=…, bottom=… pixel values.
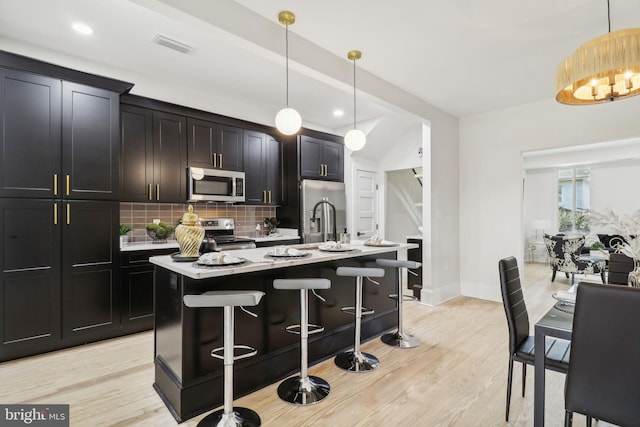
left=187, top=118, right=243, bottom=172
left=62, top=200, right=119, bottom=344
left=0, top=69, right=119, bottom=200
left=0, top=199, right=62, bottom=362
left=243, top=131, right=282, bottom=205
left=120, top=248, right=175, bottom=333
left=120, top=105, right=187, bottom=203
left=299, top=134, right=343, bottom=181
left=0, top=199, right=119, bottom=362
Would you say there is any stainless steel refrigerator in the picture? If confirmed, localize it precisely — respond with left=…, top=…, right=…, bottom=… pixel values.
left=301, top=179, right=346, bottom=243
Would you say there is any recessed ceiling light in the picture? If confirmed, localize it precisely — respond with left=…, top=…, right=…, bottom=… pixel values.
left=333, top=109, right=344, bottom=117
left=72, top=22, right=93, bottom=35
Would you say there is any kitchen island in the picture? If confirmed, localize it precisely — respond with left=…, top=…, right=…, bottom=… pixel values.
left=150, top=241, right=417, bottom=422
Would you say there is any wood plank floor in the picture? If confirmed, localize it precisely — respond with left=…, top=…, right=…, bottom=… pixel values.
left=0, top=263, right=607, bottom=426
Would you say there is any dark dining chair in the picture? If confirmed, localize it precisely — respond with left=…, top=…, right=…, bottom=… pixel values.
left=499, top=256, right=571, bottom=422
left=564, top=282, right=640, bottom=426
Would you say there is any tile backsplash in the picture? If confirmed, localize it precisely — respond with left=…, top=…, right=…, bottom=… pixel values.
left=120, top=202, right=276, bottom=243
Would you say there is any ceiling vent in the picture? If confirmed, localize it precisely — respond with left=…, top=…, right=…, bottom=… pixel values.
left=152, top=34, right=193, bottom=54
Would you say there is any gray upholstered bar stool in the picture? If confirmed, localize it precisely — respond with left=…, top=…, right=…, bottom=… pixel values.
left=183, top=290, right=265, bottom=427
left=273, top=278, right=331, bottom=405
left=376, top=259, right=422, bottom=348
left=335, top=266, right=385, bottom=372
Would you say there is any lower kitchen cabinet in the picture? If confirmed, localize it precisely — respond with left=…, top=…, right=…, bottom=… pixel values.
left=120, top=248, right=175, bottom=333
left=0, top=198, right=119, bottom=362
left=255, top=238, right=300, bottom=248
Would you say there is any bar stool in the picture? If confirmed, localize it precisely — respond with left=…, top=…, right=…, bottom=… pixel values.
left=376, top=259, right=422, bottom=348
left=273, top=278, right=331, bottom=405
left=335, top=266, right=385, bottom=372
left=183, top=290, right=265, bottom=427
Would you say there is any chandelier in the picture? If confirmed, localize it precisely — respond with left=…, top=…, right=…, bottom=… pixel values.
left=274, top=11, right=302, bottom=135
left=555, top=1, right=640, bottom=104
left=344, top=50, right=366, bottom=151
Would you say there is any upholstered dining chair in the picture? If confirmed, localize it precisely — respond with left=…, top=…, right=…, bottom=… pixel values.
left=498, top=256, right=571, bottom=422
left=542, top=234, right=606, bottom=285
left=564, top=282, right=640, bottom=426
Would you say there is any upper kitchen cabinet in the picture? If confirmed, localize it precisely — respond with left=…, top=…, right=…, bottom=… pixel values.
left=299, top=134, right=344, bottom=181
left=120, top=104, right=187, bottom=203
left=0, top=68, right=61, bottom=198
left=243, top=131, right=282, bottom=205
left=187, top=118, right=243, bottom=172
left=62, top=82, right=119, bottom=200
left=0, top=70, right=119, bottom=199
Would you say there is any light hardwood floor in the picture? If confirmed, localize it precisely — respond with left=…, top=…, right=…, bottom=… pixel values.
left=0, top=263, right=605, bottom=426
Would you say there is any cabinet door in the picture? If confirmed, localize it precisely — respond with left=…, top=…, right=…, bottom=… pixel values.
left=153, top=111, right=187, bottom=203
left=218, top=125, right=243, bottom=171
left=0, top=68, right=61, bottom=198
left=62, top=200, right=119, bottom=343
left=187, top=118, right=216, bottom=168
left=62, top=82, right=119, bottom=200
left=299, top=135, right=323, bottom=178
left=120, top=105, right=153, bottom=202
left=321, top=140, right=344, bottom=181
left=0, top=199, right=62, bottom=362
left=121, top=264, right=155, bottom=333
left=265, top=135, right=282, bottom=204
left=243, top=130, right=266, bottom=204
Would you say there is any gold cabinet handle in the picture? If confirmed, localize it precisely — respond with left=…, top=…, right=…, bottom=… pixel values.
left=53, top=174, right=58, bottom=196
left=319, top=164, right=323, bottom=175
left=66, top=204, right=70, bottom=225
left=53, top=203, right=58, bottom=225
left=213, top=152, right=217, bottom=168
left=263, top=190, right=267, bottom=204
left=219, top=153, right=223, bottom=169
left=148, top=184, right=152, bottom=201
left=156, top=184, right=160, bottom=201
left=268, top=190, right=272, bottom=204
left=65, top=175, right=70, bottom=196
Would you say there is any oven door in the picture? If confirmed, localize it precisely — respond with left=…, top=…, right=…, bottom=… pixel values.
left=188, top=167, right=245, bottom=202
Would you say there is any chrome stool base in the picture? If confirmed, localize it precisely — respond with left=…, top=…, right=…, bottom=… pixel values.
left=381, top=331, right=421, bottom=349
left=198, top=407, right=260, bottom=427
left=335, top=350, right=379, bottom=372
left=277, top=375, right=330, bottom=405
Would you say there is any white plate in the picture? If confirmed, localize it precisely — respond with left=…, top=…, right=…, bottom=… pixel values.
left=266, top=251, right=310, bottom=258
left=318, top=246, right=355, bottom=252
left=552, top=292, right=576, bottom=305
left=364, top=242, right=399, bottom=247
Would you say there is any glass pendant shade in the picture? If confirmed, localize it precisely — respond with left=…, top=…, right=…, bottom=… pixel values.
left=344, top=128, right=366, bottom=151
left=275, top=107, right=302, bottom=135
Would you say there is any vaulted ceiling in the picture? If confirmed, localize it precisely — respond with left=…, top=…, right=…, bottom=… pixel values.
left=1, top=0, right=638, bottom=158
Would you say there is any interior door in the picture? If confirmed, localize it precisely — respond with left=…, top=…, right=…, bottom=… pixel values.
left=355, top=169, right=378, bottom=239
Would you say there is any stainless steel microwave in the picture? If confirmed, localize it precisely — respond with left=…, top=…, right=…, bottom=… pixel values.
left=188, top=167, right=245, bottom=203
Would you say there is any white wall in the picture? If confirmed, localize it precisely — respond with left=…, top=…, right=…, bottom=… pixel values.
left=523, top=169, right=556, bottom=261
left=459, top=96, right=640, bottom=301
left=590, top=161, right=640, bottom=216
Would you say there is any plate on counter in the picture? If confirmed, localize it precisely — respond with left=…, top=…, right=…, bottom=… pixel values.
left=171, top=252, right=199, bottom=262
left=552, top=292, right=576, bottom=305
left=364, top=242, right=399, bottom=247
left=266, top=250, right=310, bottom=258
left=318, top=246, right=357, bottom=252
left=196, top=253, right=246, bottom=267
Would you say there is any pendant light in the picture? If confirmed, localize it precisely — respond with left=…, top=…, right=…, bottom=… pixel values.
left=555, top=0, right=640, bottom=104
left=344, top=50, right=366, bottom=151
left=275, top=11, right=302, bottom=135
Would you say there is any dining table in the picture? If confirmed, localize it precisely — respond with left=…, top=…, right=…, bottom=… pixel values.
left=534, top=300, right=574, bottom=427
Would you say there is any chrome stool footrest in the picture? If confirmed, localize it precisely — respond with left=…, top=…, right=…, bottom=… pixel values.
left=211, top=344, right=258, bottom=361
left=285, top=323, right=325, bottom=335
left=341, top=306, right=374, bottom=316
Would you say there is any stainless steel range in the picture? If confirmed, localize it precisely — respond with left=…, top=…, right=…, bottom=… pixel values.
left=201, top=218, right=256, bottom=251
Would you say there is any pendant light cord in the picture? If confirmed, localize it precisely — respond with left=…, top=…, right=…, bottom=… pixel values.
left=285, top=23, right=290, bottom=107
left=607, top=0, right=611, bottom=33
left=352, top=58, right=357, bottom=130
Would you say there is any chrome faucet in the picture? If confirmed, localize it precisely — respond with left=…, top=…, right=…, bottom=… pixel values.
left=311, top=199, right=337, bottom=242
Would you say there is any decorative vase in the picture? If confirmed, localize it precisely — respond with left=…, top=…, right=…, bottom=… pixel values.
left=628, top=259, right=640, bottom=288
left=175, top=205, right=205, bottom=258
left=120, top=235, right=128, bottom=247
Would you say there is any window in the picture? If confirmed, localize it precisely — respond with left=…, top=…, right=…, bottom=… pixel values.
left=557, top=167, right=590, bottom=232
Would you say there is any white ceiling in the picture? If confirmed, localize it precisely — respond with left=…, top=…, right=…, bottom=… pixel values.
left=0, top=0, right=638, bottom=159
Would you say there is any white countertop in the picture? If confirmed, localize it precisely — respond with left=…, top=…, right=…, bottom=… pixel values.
left=150, top=240, right=418, bottom=280
left=406, top=235, right=423, bottom=240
